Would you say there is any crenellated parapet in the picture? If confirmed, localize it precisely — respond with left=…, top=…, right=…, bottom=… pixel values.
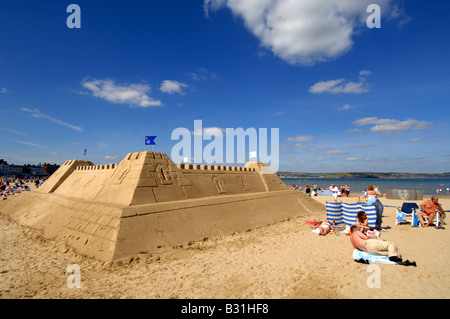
left=177, top=163, right=256, bottom=172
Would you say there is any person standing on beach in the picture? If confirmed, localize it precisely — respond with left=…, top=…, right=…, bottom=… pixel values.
left=367, top=185, right=383, bottom=230
left=305, top=185, right=311, bottom=196
left=340, top=184, right=346, bottom=197
left=331, top=185, right=339, bottom=202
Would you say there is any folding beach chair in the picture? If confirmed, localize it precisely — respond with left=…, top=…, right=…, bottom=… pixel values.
left=395, top=202, right=419, bottom=226
left=420, top=209, right=444, bottom=228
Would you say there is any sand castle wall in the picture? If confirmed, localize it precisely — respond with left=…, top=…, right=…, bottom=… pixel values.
left=0, top=151, right=325, bottom=262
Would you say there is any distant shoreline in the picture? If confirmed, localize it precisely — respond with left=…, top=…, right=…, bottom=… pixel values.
left=278, top=172, right=450, bottom=179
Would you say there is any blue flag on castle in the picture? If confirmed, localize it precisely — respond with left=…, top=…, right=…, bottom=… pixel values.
left=145, top=136, right=157, bottom=146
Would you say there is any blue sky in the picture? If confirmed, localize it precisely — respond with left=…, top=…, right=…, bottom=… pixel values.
left=0, top=0, right=449, bottom=173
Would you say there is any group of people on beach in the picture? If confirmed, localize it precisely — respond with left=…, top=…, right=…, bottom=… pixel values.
left=287, top=183, right=318, bottom=196
left=312, top=185, right=448, bottom=267
left=0, top=176, right=43, bottom=200
left=436, top=187, right=450, bottom=194
left=287, top=183, right=351, bottom=198
left=349, top=196, right=446, bottom=266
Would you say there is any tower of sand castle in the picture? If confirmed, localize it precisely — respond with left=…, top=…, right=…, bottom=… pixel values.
left=0, top=152, right=325, bottom=262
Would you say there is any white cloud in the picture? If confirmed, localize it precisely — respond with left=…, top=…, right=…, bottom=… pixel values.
left=12, top=139, right=45, bottom=148
left=326, top=150, right=348, bottom=155
left=1, top=88, right=9, bottom=94
left=204, top=0, right=398, bottom=65
left=357, top=144, right=375, bottom=148
left=190, top=68, right=219, bottom=81
left=347, top=128, right=362, bottom=133
left=191, top=127, right=226, bottom=137
left=103, top=155, right=120, bottom=161
left=353, top=117, right=433, bottom=133
left=340, top=104, right=352, bottom=111
left=160, top=80, right=188, bottom=94
left=409, top=138, right=421, bottom=142
left=0, top=126, right=26, bottom=136
left=292, top=143, right=310, bottom=149
left=309, top=71, right=371, bottom=94
left=81, top=78, right=162, bottom=107
left=287, top=135, right=314, bottom=142
left=21, top=108, right=84, bottom=132
left=48, top=152, right=63, bottom=157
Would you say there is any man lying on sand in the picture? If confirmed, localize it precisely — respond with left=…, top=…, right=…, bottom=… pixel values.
left=350, top=225, right=416, bottom=266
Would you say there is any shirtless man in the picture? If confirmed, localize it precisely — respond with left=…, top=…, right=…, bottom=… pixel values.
left=418, top=196, right=446, bottom=228
left=350, top=225, right=416, bottom=266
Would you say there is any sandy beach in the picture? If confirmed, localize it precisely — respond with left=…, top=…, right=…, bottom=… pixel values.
left=0, top=192, right=449, bottom=299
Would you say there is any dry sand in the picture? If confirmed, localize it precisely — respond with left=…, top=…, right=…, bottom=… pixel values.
left=0, top=193, right=449, bottom=299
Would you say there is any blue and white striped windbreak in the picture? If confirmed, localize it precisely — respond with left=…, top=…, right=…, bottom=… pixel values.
left=326, top=202, right=376, bottom=227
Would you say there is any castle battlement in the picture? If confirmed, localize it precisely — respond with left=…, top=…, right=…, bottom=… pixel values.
left=177, top=163, right=256, bottom=172
left=76, top=163, right=118, bottom=170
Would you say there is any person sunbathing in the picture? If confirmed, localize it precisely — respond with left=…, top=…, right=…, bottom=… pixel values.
left=315, top=221, right=334, bottom=236
left=349, top=225, right=416, bottom=266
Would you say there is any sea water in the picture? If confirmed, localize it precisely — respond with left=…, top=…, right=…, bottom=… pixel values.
left=281, top=177, right=450, bottom=196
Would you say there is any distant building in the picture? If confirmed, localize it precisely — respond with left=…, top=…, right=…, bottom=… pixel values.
left=43, top=163, right=60, bottom=175
left=0, top=159, right=60, bottom=177
left=3, top=164, right=23, bottom=175
left=0, top=163, right=9, bottom=176
left=29, top=166, right=45, bottom=176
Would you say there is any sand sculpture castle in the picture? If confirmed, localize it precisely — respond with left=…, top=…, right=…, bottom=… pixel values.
left=0, top=151, right=324, bottom=262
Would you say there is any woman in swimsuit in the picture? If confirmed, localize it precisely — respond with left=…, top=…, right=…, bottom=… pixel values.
left=318, top=221, right=334, bottom=236
left=355, top=211, right=370, bottom=233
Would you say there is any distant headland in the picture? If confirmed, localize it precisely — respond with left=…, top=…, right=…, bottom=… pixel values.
left=277, top=172, right=450, bottom=179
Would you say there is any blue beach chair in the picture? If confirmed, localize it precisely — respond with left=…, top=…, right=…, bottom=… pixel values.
left=395, top=202, right=419, bottom=226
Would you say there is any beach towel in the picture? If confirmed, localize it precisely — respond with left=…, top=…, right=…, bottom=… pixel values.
left=396, top=211, right=419, bottom=226
left=396, top=211, right=407, bottom=223
left=352, top=250, right=398, bottom=265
